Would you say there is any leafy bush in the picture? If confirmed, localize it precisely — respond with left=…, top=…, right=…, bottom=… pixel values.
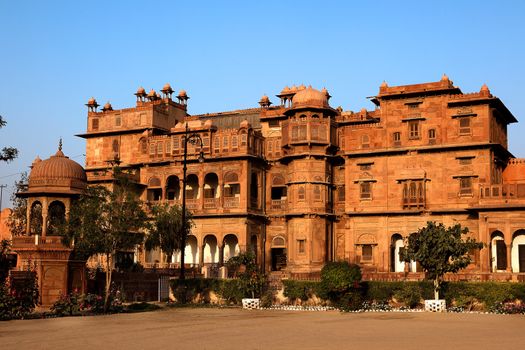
left=0, top=272, right=39, bottom=320
left=51, top=291, right=81, bottom=316
left=226, top=252, right=266, bottom=298
left=283, top=280, right=319, bottom=303
left=80, top=290, right=122, bottom=314
left=318, top=261, right=361, bottom=302
left=394, top=283, right=423, bottom=308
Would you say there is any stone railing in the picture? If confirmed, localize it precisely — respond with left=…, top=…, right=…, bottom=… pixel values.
left=223, top=197, right=240, bottom=208
left=203, top=198, right=219, bottom=209
left=271, top=199, right=287, bottom=210
left=479, top=183, right=525, bottom=200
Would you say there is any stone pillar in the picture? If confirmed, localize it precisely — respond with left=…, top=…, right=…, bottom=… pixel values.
left=219, top=244, right=225, bottom=266
left=25, top=200, right=32, bottom=235
left=199, top=244, right=205, bottom=266
left=41, top=209, right=48, bottom=238
left=506, top=244, right=512, bottom=272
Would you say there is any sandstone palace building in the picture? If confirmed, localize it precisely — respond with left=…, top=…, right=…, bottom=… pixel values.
left=69, top=75, right=525, bottom=279
left=18, top=75, right=525, bottom=289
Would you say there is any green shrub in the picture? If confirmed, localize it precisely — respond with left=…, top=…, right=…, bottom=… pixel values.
left=394, top=283, right=423, bottom=308
left=0, top=272, right=40, bottom=320
left=283, top=280, right=318, bottom=302
left=217, top=279, right=243, bottom=304
left=319, top=262, right=361, bottom=302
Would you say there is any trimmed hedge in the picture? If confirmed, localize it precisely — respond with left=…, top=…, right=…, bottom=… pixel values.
left=171, top=278, right=245, bottom=305
left=283, top=280, right=525, bottom=311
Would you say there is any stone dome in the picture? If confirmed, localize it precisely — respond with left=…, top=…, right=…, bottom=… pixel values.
left=136, top=86, right=146, bottom=95
left=178, top=90, right=187, bottom=98
left=28, top=146, right=87, bottom=195
left=291, top=86, right=330, bottom=109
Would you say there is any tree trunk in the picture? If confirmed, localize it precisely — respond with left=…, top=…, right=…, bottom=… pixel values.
left=434, top=277, right=439, bottom=300
left=104, top=253, right=113, bottom=312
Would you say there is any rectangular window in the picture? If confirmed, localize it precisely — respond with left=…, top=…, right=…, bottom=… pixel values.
left=311, top=124, right=319, bottom=140
left=268, top=120, right=279, bottom=128
left=157, top=142, right=163, bottom=156
left=92, top=118, right=99, bottom=131
left=337, top=186, right=345, bottom=202
left=298, top=186, right=305, bottom=201
left=241, top=133, right=247, bottom=146
left=149, top=143, right=156, bottom=156
left=172, top=136, right=179, bottom=150
left=402, top=180, right=425, bottom=208
left=291, top=125, right=299, bottom=141
left=115, top=114, right=121, bottom=127
left=408, top=121, right=420, bottom=140
left=458, top=158, right=472, bottom=165
left=428, top=128, right=436, bottom=139
left=359, top=164, right=372, bottom=171
left=393, top=132, right=401, bottom=146
left=298, top=239, right=306, bottom=254
left=459, top=177, right=473, bottom=196
left=299, top=125, right=307, bottom=140
left=314, top=185, right=321, bottom=201
left=360, top=182, right=372, bottom=200
left=222, top=136, right=229, bottom=150
left=459, top=117, right=471, bottom=135
left=214, top=136, right=220, bottom=152
left=231, top=135, right=238, bottom=149
left=361, top=135, right=370, bottom=148
left=165, top=139, right=171, bottom=155
left=362, top=245, right=373, bottom=261
left=407, top=103, right=419, bottom=110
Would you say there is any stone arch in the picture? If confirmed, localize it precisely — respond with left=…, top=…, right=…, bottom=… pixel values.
left=511, top=229, right=525, bottom=273
left=147, top=176, right=162, bottom=201
left=203, top=235, right=218, bottom=264
left=30, top=201, right=43, bottom=235
left=185, top=174, right=199, bottom=199
left=490, top=230, right=506, bottom=271
left=272, top=174, right=285, bottom=186
left=184, top=235, right=199, bottom=265
left=166, top=175, right=180, bottom=201
left=271, top=236, right=286, bottom=248
left=204, top=173, right=219, bottom=198
left=390, top=234, right=404, bottom=272
left=224, top=171, right=239, bottom=184
left=47, top=200, right=66, bottom=235
left=223, top=234, right=240, bottom=262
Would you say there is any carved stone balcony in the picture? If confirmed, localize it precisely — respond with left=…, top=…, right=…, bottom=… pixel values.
left=203, top=198, right=219, bottom=209
left=271, top=199, right=287, bottom=210
left=224, top=197, right=240, bottom=208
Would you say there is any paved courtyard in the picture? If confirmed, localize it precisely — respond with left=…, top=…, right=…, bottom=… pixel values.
left=1, top=308, right=525, bottom=349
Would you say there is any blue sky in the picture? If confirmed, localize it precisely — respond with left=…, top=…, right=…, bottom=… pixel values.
left=1, top=0, right=524, bottom=208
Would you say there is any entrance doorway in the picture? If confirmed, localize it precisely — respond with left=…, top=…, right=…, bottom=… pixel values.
left=270, top=236, right=286, bottom=271
left=271, top=248, right=287, bottom=271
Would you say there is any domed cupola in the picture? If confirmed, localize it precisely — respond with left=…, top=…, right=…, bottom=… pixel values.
left=291, top=86, right=331, bottom=109
left=27, top=140, right=87, bottom=195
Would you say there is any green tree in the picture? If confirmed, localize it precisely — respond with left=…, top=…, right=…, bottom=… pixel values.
left=61, top=167, right=148, bottom=311
left=0, top=116, right=18, bottom=162
left=145, top=203, right=193, bottom=263
left=402, top=221, right=483, bottom=300
left=7, top=172, right=28, bottom=236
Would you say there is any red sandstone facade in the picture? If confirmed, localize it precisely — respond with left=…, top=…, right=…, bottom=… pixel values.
left=71, top=76, right=525, bottom=280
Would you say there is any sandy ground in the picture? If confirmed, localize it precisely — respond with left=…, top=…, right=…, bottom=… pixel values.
left=1, top=308, right=525, bottom=350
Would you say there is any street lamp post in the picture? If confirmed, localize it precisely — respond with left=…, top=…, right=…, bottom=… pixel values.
left=180, top=123, right=204, bottom=280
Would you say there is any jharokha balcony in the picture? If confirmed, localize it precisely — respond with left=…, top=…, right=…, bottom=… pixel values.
left=479, top=183, right=525, bottom=204
left=145, top=196, right=242, bottom=212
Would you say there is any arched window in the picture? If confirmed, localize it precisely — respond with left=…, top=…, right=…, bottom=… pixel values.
left=47, top=201, right=66, bottom=235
